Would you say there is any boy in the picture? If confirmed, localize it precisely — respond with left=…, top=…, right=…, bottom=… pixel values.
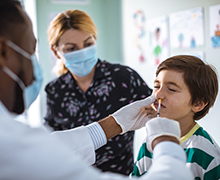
left=131, top=55, right=220, bottom=179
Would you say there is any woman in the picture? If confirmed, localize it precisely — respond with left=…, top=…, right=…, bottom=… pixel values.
left=45, top=9, right=152, bottom=175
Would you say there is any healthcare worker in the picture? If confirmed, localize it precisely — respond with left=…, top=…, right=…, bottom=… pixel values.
left=0, top=0, right=193, bottom=179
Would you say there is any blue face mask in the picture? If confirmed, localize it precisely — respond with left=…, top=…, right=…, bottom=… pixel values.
left=63, top=44, right=98, bottom=77
left=2, top=40, right=43, bottom=111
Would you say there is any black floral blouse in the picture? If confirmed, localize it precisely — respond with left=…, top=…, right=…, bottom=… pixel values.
left=44, top=59, right=152, bottom=175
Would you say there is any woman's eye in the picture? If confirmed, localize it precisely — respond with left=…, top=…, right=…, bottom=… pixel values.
left=85, top=42, right=93, bottom=47
left=154, top=86, right=160, bottom=89
left=66, top=47, right=75, bottom=52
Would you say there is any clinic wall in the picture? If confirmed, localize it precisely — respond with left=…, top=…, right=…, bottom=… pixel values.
left=36, top=0, right=123, bottom=121
left=122, top=0, right=220, bottom=159
left=36, top=0, right=220, bottom=147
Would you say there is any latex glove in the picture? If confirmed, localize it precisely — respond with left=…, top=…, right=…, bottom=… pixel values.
left=111, top=94, right=156, bottom=134
left=145, top=117, right=181, bottom=152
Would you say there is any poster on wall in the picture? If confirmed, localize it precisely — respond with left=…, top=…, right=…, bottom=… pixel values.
left=209, top=4, right=220, bottom=48
left=169, top=7, right=205, bottom=49
left=122, top=8, right=153, bottom=85
left=132, top=10, right=147, bottom=63
left=146, top=16, right=169, bottom=67
left=122, top=7, right=170, bottom=88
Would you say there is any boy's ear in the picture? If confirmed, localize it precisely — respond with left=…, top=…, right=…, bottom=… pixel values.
left=192, top=100, right=208, bottom=113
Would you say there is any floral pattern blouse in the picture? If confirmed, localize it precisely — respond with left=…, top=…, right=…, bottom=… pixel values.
left=44, top=59, right=152, bottom=175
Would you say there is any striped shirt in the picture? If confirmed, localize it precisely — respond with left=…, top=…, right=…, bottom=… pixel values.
left=131, top=123, right=220, bottom=180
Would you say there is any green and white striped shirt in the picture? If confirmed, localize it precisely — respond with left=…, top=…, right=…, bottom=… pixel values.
left=131, top=123, right=220, bottom=180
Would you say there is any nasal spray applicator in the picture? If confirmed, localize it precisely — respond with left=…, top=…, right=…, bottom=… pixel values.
left=157, top=99, right=161, bottom=117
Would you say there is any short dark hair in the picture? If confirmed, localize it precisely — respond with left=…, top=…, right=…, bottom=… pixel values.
left=0, top=0, right=25, bottom=40
left=156, top=55, right=218, bottom=120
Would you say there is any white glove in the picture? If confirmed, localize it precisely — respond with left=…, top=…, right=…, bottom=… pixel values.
left=145, top=117, right=181, bottom=152
left=111, top=94, right=156, bottom=134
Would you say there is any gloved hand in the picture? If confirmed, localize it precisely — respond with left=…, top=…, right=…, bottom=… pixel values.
left=145, top=117, right=181, bottom=152
left=111, top=94, right=156, bottom=134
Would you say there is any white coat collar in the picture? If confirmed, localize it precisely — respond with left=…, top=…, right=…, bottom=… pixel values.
left=0, top=101, right=23, bottom=122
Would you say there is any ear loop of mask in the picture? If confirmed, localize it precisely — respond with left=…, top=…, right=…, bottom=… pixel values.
left=3, top=41, right=31, bottom=120
left=6, top=40, right=31, bottom=60
left=2, top=66, right=30, bottom=123
left=2, top=66, right=26, bottom=90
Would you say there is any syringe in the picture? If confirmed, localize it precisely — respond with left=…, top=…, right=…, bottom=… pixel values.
left=157, top=99, right=162, bottom=117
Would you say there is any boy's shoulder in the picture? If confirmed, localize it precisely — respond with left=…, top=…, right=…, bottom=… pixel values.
left=183, top=125, right=220, bottom=157
left=184, top=126, right=214, bottom=144
left=183, top=125, right=220, bottom=179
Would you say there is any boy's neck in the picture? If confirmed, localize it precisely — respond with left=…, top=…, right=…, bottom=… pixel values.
left=180, top=120, right=196, bottom=137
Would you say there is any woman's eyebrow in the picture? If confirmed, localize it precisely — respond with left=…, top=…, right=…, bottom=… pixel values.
left=63, top=37, right=92, bottom=46
left=64, top=42, right=76, bottom=46
left=84, top=36, right=92, bottom=42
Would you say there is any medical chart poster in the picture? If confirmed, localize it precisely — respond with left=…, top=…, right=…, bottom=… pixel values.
left=169, top=7, right=205, bottom=49
left=146, top=16, right=169, bottom=67
left=122, top=7, right=153, bottom=87
left=209, top=4, right=220, bottom=48
left=122, top=6, right=169, bottom=89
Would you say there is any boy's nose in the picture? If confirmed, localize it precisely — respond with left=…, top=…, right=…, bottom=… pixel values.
left=154, top=89, right=165, bottom=100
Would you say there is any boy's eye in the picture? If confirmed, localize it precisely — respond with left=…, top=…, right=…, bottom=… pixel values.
left=168, top=88, right=176, bottom=92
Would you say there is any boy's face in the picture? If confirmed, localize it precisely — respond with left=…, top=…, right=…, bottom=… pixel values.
left=152, top=70, right=195, bottom=123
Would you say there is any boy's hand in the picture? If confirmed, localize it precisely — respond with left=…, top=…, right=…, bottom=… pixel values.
left=145, top=117, right=181, bottom=152
left=111, top=95, right=156, bottom=134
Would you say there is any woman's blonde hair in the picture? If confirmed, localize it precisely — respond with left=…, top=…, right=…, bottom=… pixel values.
left=48, top=9, right=97, bottom=76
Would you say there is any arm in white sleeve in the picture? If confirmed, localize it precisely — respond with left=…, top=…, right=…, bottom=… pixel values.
left=51, top=122, right=107, bottom=165
left=0, top=103, right=192, bottom=180
left=52, top=125, right=193, bottom=180
left=86, top=122, right=107, bottom=150
left=0, top=122, right=193, bottom=180
left=139, top=141, right=193, bottom=180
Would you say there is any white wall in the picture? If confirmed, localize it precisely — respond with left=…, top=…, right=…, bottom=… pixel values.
left=122, top=0, right=220, bottom=160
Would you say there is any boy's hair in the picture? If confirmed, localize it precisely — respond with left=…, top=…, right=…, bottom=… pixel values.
left=156, top=55, right=218, bottom=120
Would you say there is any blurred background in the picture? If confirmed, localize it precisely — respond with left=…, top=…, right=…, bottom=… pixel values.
left=20, top=0, right=220, bottom=160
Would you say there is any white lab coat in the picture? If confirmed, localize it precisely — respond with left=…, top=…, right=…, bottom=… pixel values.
left=0, top=101, right=193, bottom=180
